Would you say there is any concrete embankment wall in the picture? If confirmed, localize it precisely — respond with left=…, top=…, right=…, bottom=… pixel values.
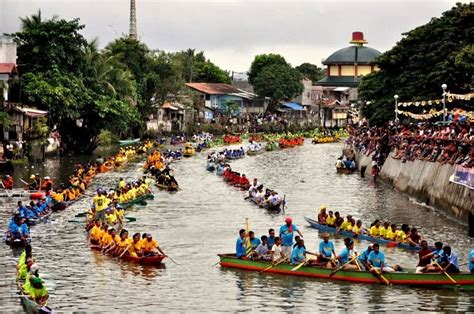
left=351, top=149, right=473, bottom=227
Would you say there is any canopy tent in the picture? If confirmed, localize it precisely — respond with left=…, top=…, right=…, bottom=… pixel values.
left=281, top=102, right=305, bottom=111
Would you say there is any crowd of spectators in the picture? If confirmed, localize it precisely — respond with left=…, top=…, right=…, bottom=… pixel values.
left=347, top=120, right=473, bottom=169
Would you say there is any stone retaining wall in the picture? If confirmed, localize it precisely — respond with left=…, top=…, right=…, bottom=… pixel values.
left=349, top=147, right=473, bottom=229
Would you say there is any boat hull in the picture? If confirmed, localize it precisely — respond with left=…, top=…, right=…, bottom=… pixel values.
left=90, top=244, right=165, bottom=266
left=304, top=217, right=422, bottom=251
left=218, top=254, right=474, bottom=291
left=336, top=167, right=355, bottom=174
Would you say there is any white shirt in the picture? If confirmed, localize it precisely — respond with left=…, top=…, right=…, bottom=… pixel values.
left=272, top=244, right=284, bottom=262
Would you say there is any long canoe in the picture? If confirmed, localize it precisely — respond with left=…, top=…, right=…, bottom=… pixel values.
left=248, top=197, right=282, bottom=212
left=90, top=244, right=165, bottom=266
left=119, top=138, right=140, bottom=146
left=247, top=148, right=265, bottom=156
left=119, top=193, right=154, bottom=208
left=155, top=183, right=179, bottom=192
left=304, top=217, right=422, bottom=251
left=218, top=254, right=474, bottom=291
left=336, top=167, right=355, bottom=174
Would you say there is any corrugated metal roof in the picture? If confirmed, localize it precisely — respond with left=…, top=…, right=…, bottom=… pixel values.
left=323, top=46, right=381, bottom=65
left=186, top=83, right=256, bottom=99
left=0, top=63, right=17, bottom=75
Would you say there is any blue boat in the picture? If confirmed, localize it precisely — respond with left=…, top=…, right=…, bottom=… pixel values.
left=304, top=217, right=422, bottom=252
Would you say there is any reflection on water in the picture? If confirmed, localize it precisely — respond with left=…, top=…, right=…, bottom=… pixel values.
left=1, top=142, right=474, bottom=311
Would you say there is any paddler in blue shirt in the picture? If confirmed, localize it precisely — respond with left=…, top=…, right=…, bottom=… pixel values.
left=236, top=229, right=247, bottom=259
left=290, top=239, right=316, bottom=265
left=439, top=246, right=460, bottom=273
left=318, top=233, right=336, bottom=267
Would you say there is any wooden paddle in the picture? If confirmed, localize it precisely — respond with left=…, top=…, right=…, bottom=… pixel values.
left=291, top=256, right=315, bottom=271
left=260, top=257, right=288, bottom=274
left=368, top=265, right=391, bottom=285
left=329, top=253, right=360, bottom=277
left=433, top=260, right=459, bottom=286
left=118, top=244, right=131, bottom=258
left=282, top=195, right=286, bottom=212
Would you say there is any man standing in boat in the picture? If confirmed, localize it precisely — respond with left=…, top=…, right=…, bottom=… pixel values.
left=279, top=218, right=303, bottom=257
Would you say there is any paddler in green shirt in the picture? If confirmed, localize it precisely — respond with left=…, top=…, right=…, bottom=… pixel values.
left=23, top=275, right=48, bottom=306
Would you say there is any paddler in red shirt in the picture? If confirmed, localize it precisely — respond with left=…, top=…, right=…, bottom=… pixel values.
left=239, top=174, right=250, bottom=189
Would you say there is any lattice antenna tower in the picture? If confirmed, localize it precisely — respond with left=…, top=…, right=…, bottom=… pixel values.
left=129, top=0, right=137, bottom=40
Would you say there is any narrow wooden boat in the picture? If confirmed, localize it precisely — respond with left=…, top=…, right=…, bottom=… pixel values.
left=248, top=197, right=282, bottom=212
left=119, top=193, right=154, bottom=208
left=218, top=254, right=474, bottom=291
left=155, top=183, right=179, bottom=192
left=304, top=217, right=422, bottom=251
left=119, top=138, right=140, bottom=146
left=4, top=237, right=30, bottom=248
left=336, top=167, right=355, bottom=174
left=247, top=148, right=265, bottom=156
left=90, top=244, right=165, bottom=266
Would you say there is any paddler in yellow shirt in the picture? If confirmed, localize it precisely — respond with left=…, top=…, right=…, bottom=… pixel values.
left=339, top=215, right=352, bottom=231
left=118, top=178, right=126, bottom=191
left=131, top=233, right=143, bottom=257
left=369, top=220, right=382, bottom=237
left=395, top=224, right=410, bottom=242
left=385, top=224, right=397, bottom=240
left=105, top=208, right=118, bottom=226
left=326, top=210, right=336, bottom=227
left=89, top=220, right=103, bottom=244
left=114, top=229, right=133, bottom=256
left=353, top=220, right=364, bottom=235
left=379, top=221, right=390, bottom=238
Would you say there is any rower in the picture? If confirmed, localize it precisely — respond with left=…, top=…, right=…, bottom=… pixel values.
left=318, top=233, right=336, bottom=267
left=379, top=221, right=390, bottom=238
left=89, top=220, right=103, bottom=244
left=3, top=175, right=14, bottom=189
left=326, top=211, right=336, bottom=227
left=131, top=233, right=143, bottom=257
left=395, top=224, right=410, bottom=242
left=17, top=201, right=29, bottom=219
left=267, top=229, right=276, bottom=250
left=353, top=220, right=364, bottom=234
left=239, top=174, right=250, bottom=188
left=236, top=229, right=247, bottom=259
left=367, top=243, right=394, bottom=272
left=279, top=217, right=303, bottom=258
left=336, top=239, right=358, bottom=270
left=339, top=215, right=352, bottom=232
left=369, top=220, right=382, bottom=237
left=23, top=274, right=48, bottom=306
left=416, top=240, right=433, bottom=273
left=142, top=233, right=166, bottom=256
left=7, top=214, right=29, bottom=241
left=115, top=229, right=132, bottom=257
left=407, top=227, right=421, bottom=246
left=41, top=176, right=54, bottom=192
left=357, top=245, right=373, bottom=270
left=248, top=178, right=259, bottom=198
left=271, top=237, right=286, bottom=263
left=334, top=212, right=344, bottom=228
left=118, top=178, right=126, bottom=191
left=248, top=231, right=261, bottom=250
left=385, top=224, right=397, bottom=240
left=439, top=246, right=460, bottom=273
left=317, top=206, right=328, bottom=225
left=93, top=189, right=109, bottom=222
left=255, top=236, right=270, bottom=260
left=290, top=238, right=316, bottom=265
left=267, top=191, right=281, bottom=207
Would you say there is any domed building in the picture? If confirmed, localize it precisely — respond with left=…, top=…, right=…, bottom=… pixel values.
left=318, top=31, right=381, bottom=87
left=313, top=32, right=382, bottom=126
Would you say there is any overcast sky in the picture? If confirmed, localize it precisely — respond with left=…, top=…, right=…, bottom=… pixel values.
left=0, top=0, right=467, bottom=71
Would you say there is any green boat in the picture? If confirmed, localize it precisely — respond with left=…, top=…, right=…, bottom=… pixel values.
left=119, top=138, right=140, bottom=146
left=18, top=282, right=53, bottom=314
left=119, top=193, right=154, bottom=208
left=218, top=254, right=474, bottom=291
left=265, top=141, right=279, bottom=151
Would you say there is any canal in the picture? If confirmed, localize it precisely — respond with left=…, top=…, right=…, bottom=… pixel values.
left=1, top=141, right=473, bottom=311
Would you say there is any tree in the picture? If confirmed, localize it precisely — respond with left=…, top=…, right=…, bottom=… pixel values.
left=358, top=3, right=474, bottom=124
left=295, top=63, right=324, bottom=83
left=248, top=53, right=288, bottom=85
left=252, top=63, right=304, bottom=108
left=12, top=10, right=87, bottom=74
left=193, top=61, right=231, bottom=83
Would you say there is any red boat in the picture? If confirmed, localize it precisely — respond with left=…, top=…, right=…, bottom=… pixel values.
left=90, top=244, right=165, bottom=266
left=223, top=135, right=242, bottom=144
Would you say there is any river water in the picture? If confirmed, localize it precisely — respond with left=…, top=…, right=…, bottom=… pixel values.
left=1, top=142, right=473, bottom=312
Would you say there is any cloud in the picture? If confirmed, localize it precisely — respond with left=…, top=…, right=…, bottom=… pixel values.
left=1, top=0, right=465, bottom=71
